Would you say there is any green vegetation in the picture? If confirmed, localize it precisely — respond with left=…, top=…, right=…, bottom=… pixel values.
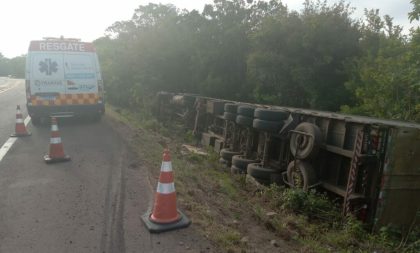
left=244, top=183, right=419, bottom=252
left=95, top=0, right=420, bottom=122
left=1, top=1, right=418, bottom=121
left=0, top=53, right=25, bottom=78
left=96, top=2, right=420, bottom=250
left=109, top=104, right=419, bottom=252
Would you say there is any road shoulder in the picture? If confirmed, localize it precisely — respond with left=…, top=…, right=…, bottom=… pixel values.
left=106, top=115, right=215, bottom=253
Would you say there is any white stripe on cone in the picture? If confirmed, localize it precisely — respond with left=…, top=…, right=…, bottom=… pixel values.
left=161, top=161, right=173, bottom=172
left=156, top=182, right=175, bottom=194
left=51, top=125, right=58, bottom=131
left=16, top=118, right=23, bottom=123
left=50, top=137, right=62, bottom=144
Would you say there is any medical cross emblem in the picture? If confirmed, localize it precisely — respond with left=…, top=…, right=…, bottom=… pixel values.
left=39, top=59, right=58, bottom=75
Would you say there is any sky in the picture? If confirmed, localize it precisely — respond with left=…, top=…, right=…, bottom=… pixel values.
left=0, top=0, right=418, bottom=58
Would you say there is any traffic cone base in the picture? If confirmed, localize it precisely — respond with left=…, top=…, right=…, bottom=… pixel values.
left=44, top=154, right=71, bottom=164
left=141, top=208, right=191, bottom=233
left=142, top=149, right=191, bottom=233
left=44, top=117, right=70, bottom=164
left=10, top=132, right=31, bottom=137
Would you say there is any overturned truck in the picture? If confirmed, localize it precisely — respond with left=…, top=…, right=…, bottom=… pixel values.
left=156, top=92, right=420, bottom=231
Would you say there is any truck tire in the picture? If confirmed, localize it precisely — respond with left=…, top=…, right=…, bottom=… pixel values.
left=232, top=155, right=260, bottom=172
left=237, top=106, right=255, bottom=117
left=286, top=160, right=317, bottom=191
left=224, top=103, right=239, bottom=113
left=236, top=115, right=253, bottom=127
left=220, top=149, right=241, bottom=163
left=254, top=108, right=289, bottom=121
left=290, top=122, right=322, bottom=159
left=246, top=163, right=278, bottom=181
left=230, top=165, right=241, bottom=174
left=219, top=157, right=228, bottom=165
left=252, top=119, right=284, bottom=132
left=223, top=112, right=237, bottom=121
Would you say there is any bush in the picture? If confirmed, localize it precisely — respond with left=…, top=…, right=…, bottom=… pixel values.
left=279, top=188, right=341, bottom=222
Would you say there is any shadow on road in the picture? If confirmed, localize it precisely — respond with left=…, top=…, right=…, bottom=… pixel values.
left=33, top=116, right=103, bottom=128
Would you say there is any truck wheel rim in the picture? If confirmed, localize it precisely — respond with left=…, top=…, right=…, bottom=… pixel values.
left=291, top=167, right=304, bottom=188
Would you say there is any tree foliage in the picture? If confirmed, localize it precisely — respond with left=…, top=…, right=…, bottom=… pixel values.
left=0, top=53, right=25, bottom=78
left=248, top=0, right=360, bottom=110
left=94, top=0, right=420, bottom=122
left=342, top=10, right=420, bottom=121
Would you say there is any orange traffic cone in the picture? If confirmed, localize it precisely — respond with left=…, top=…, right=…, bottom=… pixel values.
left=142, top=149, right=190, bottom=233
left=44, top=117, right=70, bottom=164
left=10, top=105, right=31, bottom=137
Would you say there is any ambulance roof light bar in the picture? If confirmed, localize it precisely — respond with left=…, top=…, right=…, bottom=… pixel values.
left=42, top=36, right=81, bottom=42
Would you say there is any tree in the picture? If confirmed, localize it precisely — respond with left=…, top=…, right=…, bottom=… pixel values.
left=94, top=0, right=420, bottom=122
left=248, top=0, right=360, bottom=110
left=0, top=53, right=25, bottom=77
left=409, top=0, right=420, bottom=22
left=0, top=53, right=10, bottom=76
left=342, top=10, right=420, bottom=122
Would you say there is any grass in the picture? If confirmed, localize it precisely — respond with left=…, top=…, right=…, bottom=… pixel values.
left=257, top=185, right=420, bottom=253
left=107, top=104, right=420, bottom=253
left=108, top=104, right=251, bottom=252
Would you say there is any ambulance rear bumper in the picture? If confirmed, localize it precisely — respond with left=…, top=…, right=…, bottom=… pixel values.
left=27, top=103, right=105, bottom=118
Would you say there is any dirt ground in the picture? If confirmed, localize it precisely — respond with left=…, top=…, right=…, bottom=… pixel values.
left=107, top=110, right=301, bottom=253
left=106, top=115, right=216, bottom=253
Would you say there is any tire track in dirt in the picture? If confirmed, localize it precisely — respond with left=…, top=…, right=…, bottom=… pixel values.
left=100, top=146, right=126, bottom=253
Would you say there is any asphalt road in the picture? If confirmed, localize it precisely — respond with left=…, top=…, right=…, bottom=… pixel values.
left=0, top=78, right=27, bottom=145
left=0, top=78, right=129, bottom=252
left=0, top=79, right=212, bottom=253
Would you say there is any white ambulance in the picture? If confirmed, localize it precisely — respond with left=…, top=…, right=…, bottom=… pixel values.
left=25, top=37, right=105, bottom=124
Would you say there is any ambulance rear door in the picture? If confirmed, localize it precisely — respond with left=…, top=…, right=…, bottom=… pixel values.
left=30, top=52, right=65, bottom=104
left=63, top=53, right=98, bottom=103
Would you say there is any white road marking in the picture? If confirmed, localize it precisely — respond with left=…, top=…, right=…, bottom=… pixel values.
left=0, top=81, right=18, bottom=94
left=0, top=116, right=31, bottom=162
